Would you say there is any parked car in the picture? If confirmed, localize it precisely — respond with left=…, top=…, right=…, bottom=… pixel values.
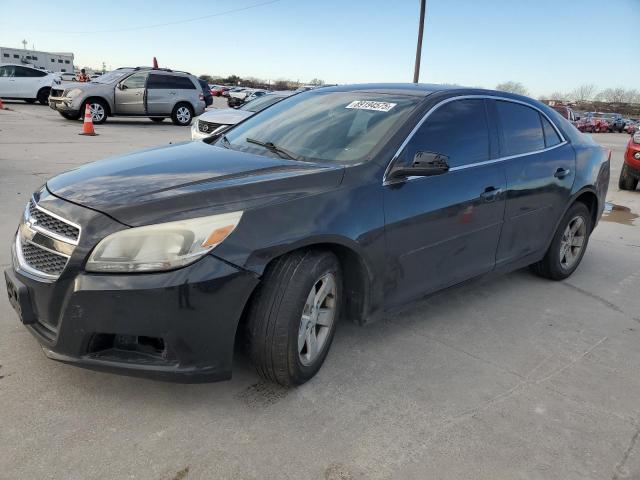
left=5, top=84, right=610, bottom=386
left=197, top=78, right=213, bottom=107
left=623, top=119, right=638, bottom=134
left=48, top=67, right=206, bottom=125
left=0, top=63, right=61, bottom=105
left=222, top=87, right=244, bottom=98
left=227, top=89, right=268, bottom=107
left=191, top=91, right=294, bottom=140
left=59, top=72, right=77, bottom=82
left=210, top=85, right=230, bottom=97
left=576, top=113, right=609, bottom=133
left=619, top=131, right=640, bottom=190
left=594, top=113, right=625, bottom=132
left=551, top=105, right=579, bottom=124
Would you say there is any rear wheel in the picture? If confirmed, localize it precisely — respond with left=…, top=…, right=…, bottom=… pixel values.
left=149, top=117, right=164, bottom=123
left=171, top=103, right=193, bottom=126
left=245, top=250, right=342, bottom=387
left=619, top=164, right=639, bottom=191
left=82, top=99, right=108, bottom=124
left=37, top=87, right=50, bottom=105
left=531, top=202, right=592, bottom=280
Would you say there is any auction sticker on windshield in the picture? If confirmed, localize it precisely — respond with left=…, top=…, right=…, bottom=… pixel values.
left=345, top=100, right=397, bottom=112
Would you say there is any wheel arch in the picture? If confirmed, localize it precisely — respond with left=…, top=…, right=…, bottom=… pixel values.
left=570, top=187, right=600, bottom=232
left=249, top=238, right=375, bottom=326
left=84, top=96, right=111, bottom=116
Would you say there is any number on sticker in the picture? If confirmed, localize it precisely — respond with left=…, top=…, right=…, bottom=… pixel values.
left=345, top=101, right=397, bottom=112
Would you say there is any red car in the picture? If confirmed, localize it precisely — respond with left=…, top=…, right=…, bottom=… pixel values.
left=210, top=85, right=230, bottom=97
left=576, top=115, right=609, bottom=133
left=619, top=132, right=640, bottom=190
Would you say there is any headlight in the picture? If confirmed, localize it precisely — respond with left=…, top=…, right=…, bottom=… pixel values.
left=64, top=88, right=82, bottom=98
left=86, top=211, right=243, bottom=273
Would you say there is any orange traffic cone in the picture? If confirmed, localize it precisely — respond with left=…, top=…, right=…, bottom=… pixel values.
left=0, top=98, right=4, bottom=110
left=79, top=103, right=98, bottom=136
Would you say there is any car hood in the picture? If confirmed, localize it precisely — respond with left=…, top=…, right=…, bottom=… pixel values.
left=198, top=109, right=254, bottom=125
left=47, top=141, right=344, bottom=226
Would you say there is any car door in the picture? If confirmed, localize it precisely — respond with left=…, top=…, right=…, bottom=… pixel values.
left=114, top=72, right=148, bottom=114
left=489, top=99, right=575, bottom=267
left=383, top=98, right=506, bottom=308
left=0, top=65, right=18, bottom=97
left=146, top=73, right=174, bottom=115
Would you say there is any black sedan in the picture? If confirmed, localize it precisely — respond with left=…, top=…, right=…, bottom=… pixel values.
left=4, top=84, right=610, bottom=386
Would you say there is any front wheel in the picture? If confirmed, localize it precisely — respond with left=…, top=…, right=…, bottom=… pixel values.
left=245, top=250, right=342, bottom=387
left=619, top=164, right=639, bottom=191
left=530, top=202, right=592, bottom=280
left=171, top=103, right=193, bottom=126
left=82, top=99, right=108, bottom=124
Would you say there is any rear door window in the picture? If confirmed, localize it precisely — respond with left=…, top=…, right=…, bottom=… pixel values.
left=495, top=101, right=545, bottom=156
left=407, top=98, right=490, bottom=168
left=540, top=115, right=562, bottom=148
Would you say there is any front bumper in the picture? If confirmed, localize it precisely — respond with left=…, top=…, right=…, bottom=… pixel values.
left=6, top=255, right=258, bottom=382
left=6, top=190, right=259, bottom=382
left=48, top=95, right=80, bottom=114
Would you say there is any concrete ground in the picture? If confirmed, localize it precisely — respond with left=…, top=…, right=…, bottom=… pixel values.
left=0, top=100, right=639, bottom=480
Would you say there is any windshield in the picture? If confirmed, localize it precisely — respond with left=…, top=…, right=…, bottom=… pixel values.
left=92, top=70, right=130, bottom=84
left=240, top=94, right=286, bottom=112
left=216, top=91, right=420, bottom=163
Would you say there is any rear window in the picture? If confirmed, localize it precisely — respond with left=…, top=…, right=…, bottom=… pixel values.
left=147, top=74, right=196, bottom=90
left=496, top=101, right=545, bottom=156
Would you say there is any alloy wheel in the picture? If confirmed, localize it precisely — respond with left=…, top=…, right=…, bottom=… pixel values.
left=89, top=103, right=105, bottom=122
left=298, top=273, right=337, bottom=366
left=559, top=215, right=586, bottom=269
left=176, top=106, right=191, bottom=124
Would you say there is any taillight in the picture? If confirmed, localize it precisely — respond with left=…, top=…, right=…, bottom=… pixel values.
left=199, top=93, right=204, bottom=101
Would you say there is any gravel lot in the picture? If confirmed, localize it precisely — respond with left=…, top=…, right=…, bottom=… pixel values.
left=1, top=100, right=639, bottom=480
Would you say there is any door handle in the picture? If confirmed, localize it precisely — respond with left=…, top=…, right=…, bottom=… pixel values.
left=554, top=168, right=571, bottom=179
left=135, top=92, right=142, bottom=96
left=480, top=186, right=501, bottom=203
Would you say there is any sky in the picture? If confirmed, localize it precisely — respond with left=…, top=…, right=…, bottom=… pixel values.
left=1, top=0, right=638, bottom=97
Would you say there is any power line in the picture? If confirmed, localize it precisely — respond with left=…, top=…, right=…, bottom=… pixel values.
left=30, top=0, right=282, bottom=34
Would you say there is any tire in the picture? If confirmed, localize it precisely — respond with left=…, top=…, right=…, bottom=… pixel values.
left=149, top=117, right=165, bottom=123
left=59, top=111, right=80, bottom=120
left=619, top=164, right=639, bottom=191
left=25, top=99, right=36, bottom=104
left=530, top=202, right=592, bottom=280
left=245, top=250, right=342, bottom=387
left=171, top=103, right=194, bottom=126
left=37, top=87, right=50, bottom=105
left=82, top=99, right=108, bottom=124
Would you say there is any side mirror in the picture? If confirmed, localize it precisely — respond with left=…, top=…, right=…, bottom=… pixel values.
left=117, top=83, right=126, bottom=90
left=389, top=151, right=450, bottom=180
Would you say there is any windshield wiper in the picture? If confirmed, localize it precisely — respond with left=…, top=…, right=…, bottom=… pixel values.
left=246, top=137, right=302, bottom=161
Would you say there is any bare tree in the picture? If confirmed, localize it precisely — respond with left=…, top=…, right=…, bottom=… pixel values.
left=495, top=81, right=528, bottom=96
left=622, top=89, right=639, bottom=104
left=309, top=78, right=325, bottom=86
left=571, top=84, right=597, bottom=102
left=597, top=87, right=627, bottom=103
left=548, top=91, right=567, bottom=101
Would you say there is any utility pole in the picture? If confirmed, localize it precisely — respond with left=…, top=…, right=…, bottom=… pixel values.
left=413, top=0, right=426, bottom=83
left=21, top=39, right=27, bottom=50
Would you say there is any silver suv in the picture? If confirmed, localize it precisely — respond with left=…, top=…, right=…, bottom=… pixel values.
left=48, top=67, right=206, bottom=126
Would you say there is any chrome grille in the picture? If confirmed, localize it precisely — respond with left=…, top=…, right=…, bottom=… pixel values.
left=28, top=200, right=79, bottom=242
left=198, top=120, right=224, bottom=134
left=21, top=241, right=68, bottom=276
